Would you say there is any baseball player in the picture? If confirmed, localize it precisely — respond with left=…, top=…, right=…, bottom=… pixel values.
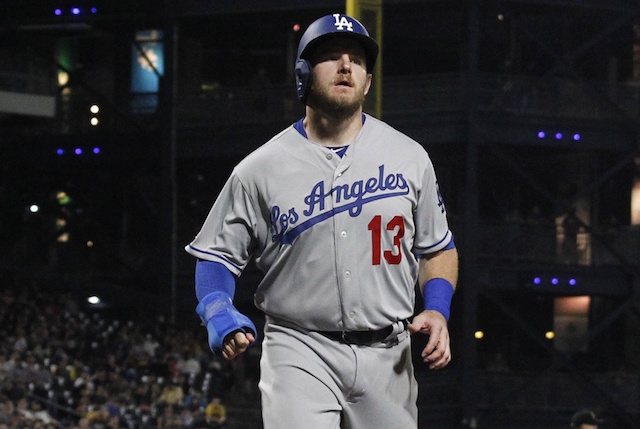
left=186, top=13, right=458, bottom=429
left=571, top=410, right=603, bottom=429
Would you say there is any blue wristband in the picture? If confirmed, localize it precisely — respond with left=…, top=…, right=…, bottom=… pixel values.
left=423, top=278, right=454, bottom=321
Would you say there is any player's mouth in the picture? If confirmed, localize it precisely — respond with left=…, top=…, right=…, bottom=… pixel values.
left=335, top=78, right=353, bottom=87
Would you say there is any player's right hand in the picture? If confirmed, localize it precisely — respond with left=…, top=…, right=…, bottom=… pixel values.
left=197, top=292, right=258, bottom=355
left=222, top=331, right=256, bottom=360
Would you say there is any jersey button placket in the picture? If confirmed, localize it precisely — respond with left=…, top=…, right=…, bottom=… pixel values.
left=332, top=158, right=359, bottom=328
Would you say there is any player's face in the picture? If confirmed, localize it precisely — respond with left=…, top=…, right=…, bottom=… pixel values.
left=307, top=38, right=372, bottom=115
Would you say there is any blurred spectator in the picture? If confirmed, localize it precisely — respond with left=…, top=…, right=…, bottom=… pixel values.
left=29, top=401, right=56, bottom=426
left=157, top=379, right=184, bottom=407
left=194, top=397, right=226, bottom=429
left=156, top=404, right=182, bottom=429
left=15, top=397, right=35, bottom=421
left=177, top=352, right=201, bottom=379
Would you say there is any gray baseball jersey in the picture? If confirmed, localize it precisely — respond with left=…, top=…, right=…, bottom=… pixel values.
left=185, top=113, right=453, bottom=332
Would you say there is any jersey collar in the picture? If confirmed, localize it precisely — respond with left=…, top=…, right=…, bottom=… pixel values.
left=294, top=113, right=367, bottom=138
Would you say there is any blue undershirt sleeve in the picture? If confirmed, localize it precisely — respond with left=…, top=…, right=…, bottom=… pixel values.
left=195, top=259, right=236, bottom=301
left=194, top=259, right=257, bottom=352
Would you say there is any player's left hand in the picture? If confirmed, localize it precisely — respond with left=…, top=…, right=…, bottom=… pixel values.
left=408, top=310, right=451, bottom=370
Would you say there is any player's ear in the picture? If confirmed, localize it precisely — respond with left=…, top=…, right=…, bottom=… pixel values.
left=364, top=73, right=372, bottom=96
left=295, top=59, right=312, bottom=102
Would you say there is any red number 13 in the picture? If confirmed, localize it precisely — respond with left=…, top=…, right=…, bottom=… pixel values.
left=368, top=215, right=405, bottom=265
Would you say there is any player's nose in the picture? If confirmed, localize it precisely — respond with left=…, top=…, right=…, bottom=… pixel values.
left=338, top=54, right=352, bottom=72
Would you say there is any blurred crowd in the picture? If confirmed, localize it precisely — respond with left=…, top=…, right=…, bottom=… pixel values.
left=0, top=285, right=261, bottom=429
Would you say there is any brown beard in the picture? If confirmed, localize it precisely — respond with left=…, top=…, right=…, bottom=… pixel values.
left=307, top=79, right=366, bottom=119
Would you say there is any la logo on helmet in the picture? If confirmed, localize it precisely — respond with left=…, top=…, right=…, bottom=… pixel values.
left=333, top=14, right=354, bottom=31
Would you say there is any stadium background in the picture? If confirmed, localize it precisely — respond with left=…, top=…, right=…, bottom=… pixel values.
left=1, top=1, right=639, bottom=428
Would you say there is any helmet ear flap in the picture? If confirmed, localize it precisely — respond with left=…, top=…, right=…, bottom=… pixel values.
left=295, top=59, right=311, bottom=103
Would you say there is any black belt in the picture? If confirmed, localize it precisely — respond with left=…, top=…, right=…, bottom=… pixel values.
left=318, top=320, right=407, bottom=346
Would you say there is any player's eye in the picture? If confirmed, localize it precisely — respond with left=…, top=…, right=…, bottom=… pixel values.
left=314, top=52, right=341, bottom=63
left=349, top=55, right=365, bottom=66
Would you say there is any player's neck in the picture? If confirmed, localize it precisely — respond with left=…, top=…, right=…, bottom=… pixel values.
left=303, top=108, right=363, bottom=147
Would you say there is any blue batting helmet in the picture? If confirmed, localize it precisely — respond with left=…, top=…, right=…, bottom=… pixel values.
left=294, top=13, right=379, bottom=103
